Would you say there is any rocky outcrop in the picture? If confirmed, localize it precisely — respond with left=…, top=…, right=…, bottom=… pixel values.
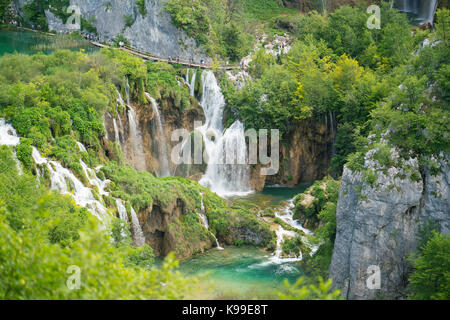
left=104, top=96, right=205, bottom=177
left=16, top=0, right=210, bottom=62
left=329, top=149, right=449, bottom=300
left=252, top=118, right=335, bottom=190
left=137, top=198, right=213, bottom=260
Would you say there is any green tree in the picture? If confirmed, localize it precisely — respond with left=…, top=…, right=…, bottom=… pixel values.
left=278, top=277, right=342, bottom=300
left=408, top=232, right=450, bottom=300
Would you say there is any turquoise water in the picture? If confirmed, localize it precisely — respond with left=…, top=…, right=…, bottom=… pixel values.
left=177, top=246, right=303, bottom=300
left=230, top=183, right=311, bottom=208
left=0, top=29, right=97, bottom=56
left=177, top=185, right=311, bottom=300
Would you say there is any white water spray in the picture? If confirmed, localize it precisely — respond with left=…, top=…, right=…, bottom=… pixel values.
left=145, top=93, right=170, bottom=177
left=197, top=71, right=252, bottom=197
left=127, top=105, right=148, bottom=171
left=130, top=206, right=145, bottom=246
left=31, top=147, right=111, bottom=226
left=0, top=119, right=20, bottom=146
left=198, top=193, right=223, bottom=250
left=116, top=198, right=129, bottom=223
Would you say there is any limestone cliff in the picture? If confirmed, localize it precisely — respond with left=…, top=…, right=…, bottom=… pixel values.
left=104, top=95, right=205, bottom=177
left=15, top=0, right=210, bottom=62
left=251, top=118, right=335, bottom=190
left=329, top=148, right=449, bottom=299
left=137, top=198, right=213, bottom=259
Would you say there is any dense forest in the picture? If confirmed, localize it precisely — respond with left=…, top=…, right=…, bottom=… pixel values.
left=0, top=0, right=448, bottom=300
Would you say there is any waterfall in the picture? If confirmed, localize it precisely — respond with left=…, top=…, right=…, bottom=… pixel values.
left=145, top=93, right=171, bottom=177
left=269, top=199, right=319, bottom=264
left=0, top=119, right=22, bottom=173
left=31, top=147, right=111, bottom=226
left=0, top=119, right=20, bottom=146
left=130, top=206, right=145, bottom=247
left=127, top=105, right=148, bottom=171
left=321, top=0, right=327, bottom=13
left=76, top=141, right=87, bottom=153
left=115, top=90, right=125, bottom=143
left=200, top=121, right=251, bottom=197
left=394, top=0, right=438, bottom=25
left=115, top=198, right=129, bottom=223
left=80, top=160, right=110, bottom=196
left=190, top=71, right=196, bottom=97
left=1, top=118, right=141, bottom=243
left=198, top=193, right=223, bottom=249
left=112, top=118, right=120, bottom=143
left=125, top=78, right=131, bottom=106
left=12, top=152, right=23, bottom=175
left=197, top=71, right=252, bottom=197
left=272, top=227, right=303, bottom=263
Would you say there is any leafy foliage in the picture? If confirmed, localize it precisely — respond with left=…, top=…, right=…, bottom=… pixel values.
left=0, top=146, right=194, bottom=299
left=278, top=277, right=342, bottom=300
left=408, top=232, right=450, bottom=300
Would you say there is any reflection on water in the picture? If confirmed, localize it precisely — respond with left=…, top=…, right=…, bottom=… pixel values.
left=0, top=29, right=98, bottom=56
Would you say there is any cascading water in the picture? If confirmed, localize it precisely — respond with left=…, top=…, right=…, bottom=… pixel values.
left=197, top=71, right=252, bottom=197
left=0, top=119, right=22, bottom=174
left=127, top=105, right=148, bottom=171
left=80, top=160, right=110, bottom=196
left=269, top=199, right=319, bottom=263
left=76, top=141, right=87, bottom=153
left=112, top=118, right=120, bottom=143
left=125, top=78, right=131, bottom=106
left=31, top=147, right=111, bottom=226
left=115, top=198, right=129, bottom=223
left=198, top=193, right=223, bottom=250
left=130, top=206, right=145, bottom=247
left=189, top=71, right=196, bottom=97
left=115, top=90, right=125, bottom=143
left=1, top=117, right=144, bottom=244
left=145, top=93, right=171, bottom=177
left=0, top=118, right=20, bottom=146
left=393, top=0, right=438, bottom=25
left=123, top=78, right=148, bottom=171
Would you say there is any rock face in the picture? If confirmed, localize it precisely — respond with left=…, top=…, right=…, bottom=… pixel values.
left=256, top=119, right=335, bottom=189
left=329, top=150, right=449, bottom=299
left=104, top=96, right=205, bottom=177
left=138, top=198, right=213, bottom=260
left=17, top=0, right=210, bottom=63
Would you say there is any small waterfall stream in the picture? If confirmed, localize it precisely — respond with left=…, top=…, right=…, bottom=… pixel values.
left=197, top=71, right=252, bottom=197
left=199, top=193, right=223, bottom=250
left=189, top=71, right=196, bottom=97
left=31, top=147, right=111, bottom=226
left=80, top=160, right=110, bottom=196
left=116, top=198, right=129, bottom=223
left=115, top=90, right=125, bottom=143
left=0, top=119, right=20, bottom=146
left=0, top=119, right=22, bottom=174
left=130, top=206, right=145, bottom=247
left=127, top=105, right=148, bottom=171
left=393, top=0, right=438, bottom=25
left=1, top=117, right=147, bottom=245
left=112, top=118, right=120, bottom=143
left=145, top=93, right=171, bottom=177
left=270, top=199, right=319, bottom=263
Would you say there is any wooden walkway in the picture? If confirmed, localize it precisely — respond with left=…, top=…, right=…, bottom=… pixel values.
left=3, top=26, right=240, bottom=70
left=4, top=25, right=238, bottom=70
left=90, top=41, right=239, bottom=70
